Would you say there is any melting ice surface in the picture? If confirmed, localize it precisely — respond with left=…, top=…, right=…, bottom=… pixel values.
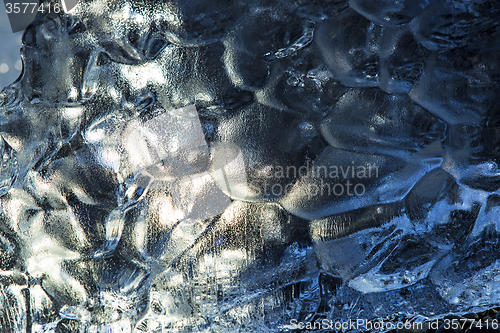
left=0, top=0, right=499, bottom=332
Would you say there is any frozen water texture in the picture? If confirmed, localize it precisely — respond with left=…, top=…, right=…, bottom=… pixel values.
left=349, top=0, right=431, bottom=26
left=320, top=88, right=446, bottom=158
left=0, top=0, right=499, bottom=332
left=316, top=8, right=382, bottom=87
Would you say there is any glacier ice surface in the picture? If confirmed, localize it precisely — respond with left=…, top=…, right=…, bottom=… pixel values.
left=0, top=0, right=499, bottom=332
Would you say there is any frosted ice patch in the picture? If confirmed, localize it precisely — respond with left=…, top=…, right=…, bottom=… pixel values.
left=123, top=104, right=208, bottom=175
left=170, top=172, right=231, bottom=221
left=85, top=104, right=209, bottom=178
left=210, top=142, right=250, bottom=201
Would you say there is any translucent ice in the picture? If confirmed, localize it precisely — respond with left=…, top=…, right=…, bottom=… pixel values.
left=279, top=146, right=441, bottom=220
left=411, top=0, right=500, bottom=51
left=409, top=49, right=500, bottom=125
left=214, top=102, right=310, bottom=202
left=85, top=104, right=209, bottom=178
left=379, top=26, right=428, bottom=93
left=315, top=8, right=382, bottom=87
left=320, top=88, right=446, bottom=159
left=349, top=0, right=431, bottom=26
left=0, top=135, right=18, bottom=196
left=0, top=0, right=499, bottom=331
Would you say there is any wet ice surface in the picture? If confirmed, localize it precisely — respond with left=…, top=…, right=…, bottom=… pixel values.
left=0, top=0, right=499, bottom=332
